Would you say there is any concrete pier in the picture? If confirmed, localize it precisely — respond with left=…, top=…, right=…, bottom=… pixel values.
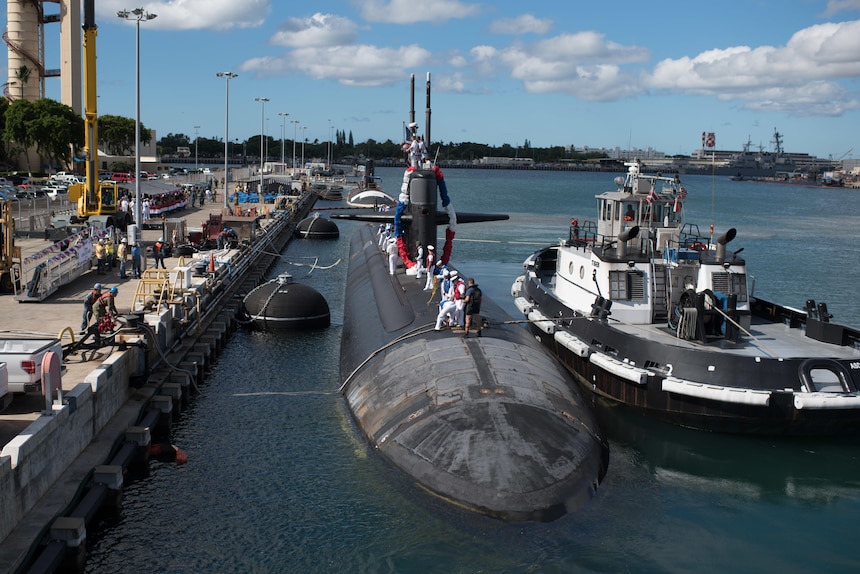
left=0, top=185, right=318, bottom=572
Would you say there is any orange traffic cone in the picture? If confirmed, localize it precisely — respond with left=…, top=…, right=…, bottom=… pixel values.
left=209, top=253, right=215, bottom=273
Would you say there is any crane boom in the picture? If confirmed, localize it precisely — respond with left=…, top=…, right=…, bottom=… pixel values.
left=63, top=0, right=125, bottom=229
left=82, top=0, right=99, bottom=206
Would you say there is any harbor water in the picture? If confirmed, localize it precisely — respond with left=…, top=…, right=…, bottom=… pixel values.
left=84, top=168, right=860, bottom=573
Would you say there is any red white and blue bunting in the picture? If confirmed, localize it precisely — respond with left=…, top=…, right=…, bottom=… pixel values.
left=394, top=165, right=456, bottom=268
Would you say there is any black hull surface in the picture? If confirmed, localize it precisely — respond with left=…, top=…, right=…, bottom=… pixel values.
left=516, top=248, right=860, bottom=436
left=340, top=225, right=608, bottom=521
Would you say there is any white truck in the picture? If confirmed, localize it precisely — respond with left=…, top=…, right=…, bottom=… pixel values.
left=0, top=338, right=63, bottom=394
left=0, top=362, right=10, bottom=411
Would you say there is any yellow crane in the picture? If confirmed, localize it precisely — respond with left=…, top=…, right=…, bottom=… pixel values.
left=57, top=0, right=131, bottom=231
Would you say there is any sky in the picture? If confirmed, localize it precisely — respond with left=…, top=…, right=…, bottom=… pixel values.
left=4, top=0, right=860, bottom=159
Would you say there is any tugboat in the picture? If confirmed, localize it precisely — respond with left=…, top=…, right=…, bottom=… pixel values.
left=512, top=161, right=860, bottom=436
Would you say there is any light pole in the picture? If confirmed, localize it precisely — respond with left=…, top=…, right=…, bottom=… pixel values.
left=255, top=97, right=269, bottom=194
left=116, top=7, right=156, bottom=230
left=216, top=72, right=238, bottom=209
left=327, top=119, right=332, bottom=168
left=278, top=112, right=289, bottom=173
left=193, top=125, right=200, bottom=175
left=301, top=126, right=307, bottom=174
left=291, top=120, right=299, bottom=173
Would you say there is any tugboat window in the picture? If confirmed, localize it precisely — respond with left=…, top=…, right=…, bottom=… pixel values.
left=610, top=270, right=646, bottom=301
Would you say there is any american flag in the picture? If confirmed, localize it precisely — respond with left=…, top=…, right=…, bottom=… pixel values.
left=678, top=184, right=688, bottom=200
left=645, top=179, right=658, bottom=204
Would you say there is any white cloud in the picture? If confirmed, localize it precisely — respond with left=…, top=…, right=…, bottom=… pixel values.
left=468, top=32, right=648, bottom=101
left=101, top=0, right=270, bottom=31
left=239, top=44, right=432, bottom=86
left=489, top=14, right=553, bottom=35
left=822, top=0, right=860, bottom=17
left=269, top=13, right=358, bottom=47
left=529, top=32, right=649, bottom=65
left=356, top=0, right=482, bottom=24
left=646, top=20, right=860, bottom=114
left=738, top=83, right=860, bottom=116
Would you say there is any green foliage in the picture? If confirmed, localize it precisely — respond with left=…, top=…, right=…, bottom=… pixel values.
left=3, top=98, right=84, bottom=171
left=110, top=161, right=133, bottom=172
left=99, top=114, right=152, bottom=155
left=154, top=132, right=608, bottom=166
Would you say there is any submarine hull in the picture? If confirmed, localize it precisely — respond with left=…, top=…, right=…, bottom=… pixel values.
left=340, top=225, right=608, bottom=521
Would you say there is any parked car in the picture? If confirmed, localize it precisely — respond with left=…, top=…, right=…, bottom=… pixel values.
left=111, top=172, right=135, bottom=183
left=43, top=185, right=67, bottom=200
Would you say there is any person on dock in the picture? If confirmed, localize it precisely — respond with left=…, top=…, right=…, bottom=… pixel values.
left=463, top=277, right=483, bottom=338
left=105, top=237, right=115, bottom=269
left=95, top=287, right=119, bottom=332
left=117, top=238, right=128, bottom=279
left=153, top=238, right=167, bottom=269
left=94, top=239, right=106, bottom=274
left=81, top=282, right=102, bottom=333
left=132, top=241, right=142, bottom=278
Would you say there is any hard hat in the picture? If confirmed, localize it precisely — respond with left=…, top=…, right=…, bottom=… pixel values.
left=121, top=238, right=127, bottom=243
left=109, top=287, right=118, bottom=295
left=158, top=237, right=163, bottom=242
left=94, top=283, right=103, bottom=290
left=98, top=239, right=105, bottom=244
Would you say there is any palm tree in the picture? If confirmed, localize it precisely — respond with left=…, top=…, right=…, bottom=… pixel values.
left=15, top=65, right=31, bottom=100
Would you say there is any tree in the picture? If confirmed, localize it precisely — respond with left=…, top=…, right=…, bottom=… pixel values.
left=0, top=98, right=9, bottom=166
left=3, top=99, right=36, bottom=173
left=99, top=114, right=152, bottom=155
left=14, top=65, right=31, bottom=100
left=157, top=132, right=191, bottom=156
left=30, top=98, right=84, bottom=168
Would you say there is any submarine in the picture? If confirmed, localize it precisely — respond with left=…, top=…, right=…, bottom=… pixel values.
left=331, top=74, right=608, bottom=522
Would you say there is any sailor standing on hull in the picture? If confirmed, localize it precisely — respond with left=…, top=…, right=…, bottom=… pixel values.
left=386, top=237, right=399, bottom=276
left=452, top=271, right=466, bottom=327
left=434, top=269, right=456, bottom=330
left=423, top=245, right=436, bottom=290
left=415, top=241, right=425, bottom=279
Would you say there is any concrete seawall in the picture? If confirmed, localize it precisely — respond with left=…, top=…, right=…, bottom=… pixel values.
left=0, top=186, right=318, bottom=572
